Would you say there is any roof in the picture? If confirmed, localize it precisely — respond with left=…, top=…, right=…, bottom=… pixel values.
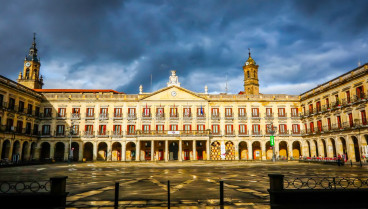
left=34, top=89, right=124, bottom=94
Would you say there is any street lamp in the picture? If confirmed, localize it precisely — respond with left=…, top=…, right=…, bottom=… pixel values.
left=68, top=122, right=74, bottom=162
left=267, top=122, right=278, bottom=162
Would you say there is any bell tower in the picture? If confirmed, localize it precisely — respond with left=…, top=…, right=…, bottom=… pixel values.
left=243, top=49, right=259, bottom=95
left=17, top=33, right=43, bottom=89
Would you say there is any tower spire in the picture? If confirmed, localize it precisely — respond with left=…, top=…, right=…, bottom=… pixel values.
left=26, top=32, right=38, bottom=62
left=248, top=48, right=251, bottom=57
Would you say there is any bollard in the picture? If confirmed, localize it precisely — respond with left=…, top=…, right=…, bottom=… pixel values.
left=168, top=180, right=170, bottom=209
left=114, top=182, right=119, bottom=208
left=220, top=180, right=224, bottom=206
left=50, top=176, right=68, bottom=195
left=333, top=177, right=336, bottom=189
left=351, top=160, right=353, bottom=167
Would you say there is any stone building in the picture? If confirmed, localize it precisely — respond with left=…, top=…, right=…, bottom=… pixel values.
left=0, top=37, right=367, bottom=162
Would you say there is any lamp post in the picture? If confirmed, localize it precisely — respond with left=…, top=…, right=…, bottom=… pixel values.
left=68, top=122, right=74, bottom=162
left=267, top=122, right=278, bottom=162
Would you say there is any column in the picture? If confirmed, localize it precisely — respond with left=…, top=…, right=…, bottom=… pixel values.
left=206, top=139, right=210, bottom=160
left=107, top=142, right=112, bottom=161
left=248, top=141, right=253, bottom=160
left=50, top=142, right=55, bottom=160
left=63, top=142, right=69, bottom=161
left=93, top=142, right=97, bottom=161
left=165, top=140, right=168, bottom=162
left=8, top=140, right=14, bottom=160
left=136, top=140, right=140, bottom=161
left=275, top=141, right=280, bottom=159
left=151, top=140, right=154, bottom=161
left=78, top=142, right=83, bottom=161
left=179, top=139, right=182, bottom=161
left=288, top=142, right=293, bottom=159
left=192, top=140, right=196, bottom=160
left=0, top=139, right=3, bottom=160
left=235, top=141, right=239, bottom=160
left=261, top=141, right=266, bottom=160
left=121, top=141, right=126, bottom=161
left=27, top=142, right=32, bottom=161
left=34, top=142, right=41, bottom=160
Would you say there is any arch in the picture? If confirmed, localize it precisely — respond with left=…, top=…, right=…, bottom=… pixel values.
left=314, top=140, right=319, bottom=157
left=196, top=140, right=206, bottom=160
left=321, top=139, right=327, bottom=157
left=1, top=140, right=11, bottom=159
left=71, top=142, right=79, bottom=161
left=12, top=140, right=21, bottom=162
left=364, top=135, right=368, bottom=146
left=21, top=141, right=29, bottom=161
left=112, top=142, right=122, bottom=161
left=306, top=141, right=311, bottom=157
left=238, top=141, right=248, bottom=160
left=247, top=71, right=250, bottom=78
left=265, top=141, right=272, bottom=160
left=225, top=141, right=235, bottom=160
left=329, top=138, right=337, bottom=157
left=339, top=137, right=348, bottom=160
left=25, top=68, right=30, bottom=79
left=182, top=141, right=193, bottom=161
left=154, top=141, right=165, bottom=161
left=30, top=142, right=37, bottom=160
left=54, top=142, right=65, bottom=161
left=253, top=70, right=256, bottom=78
left=140, top=141, right=152, bottom=161
left=97, top=142, right=108, bottom=161
left=279, top=141, right=288, bottom=159
left=126, top=142, right=136, bottom=161
left=292, top=141, right=301, bottom=159
left=210, top=141, right=221, bottom=160
left=40, top=142, right=51, bottom=160
left=351, top=136, right=361, bottom=162
left=252, top=141, right=262, bottom=160
left=83, top=142, right=93, bottom=161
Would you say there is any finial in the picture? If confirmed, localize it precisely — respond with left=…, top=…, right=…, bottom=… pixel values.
left=205, top=85, right=208, bottom=94
left=139, top=85, right=143, bottom=94
left=33, top=32, right=36, bottom=42
left=248, top=48, right=251, bottom=57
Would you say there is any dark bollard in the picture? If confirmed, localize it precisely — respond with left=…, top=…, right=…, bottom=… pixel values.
left=114, top=182, right=119, bottom=208
left=351, top=160, right=353, bottom=167
left=220, top=180, right=224, bottom=206
left=168, top=180, right=170, bottom=209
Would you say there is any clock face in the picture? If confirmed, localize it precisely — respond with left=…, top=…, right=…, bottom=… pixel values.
left=245, top=62, right=249, bottom=66
left=25, top=62, right=31, bottom=67
left=171, top=91, right=177, bottom=97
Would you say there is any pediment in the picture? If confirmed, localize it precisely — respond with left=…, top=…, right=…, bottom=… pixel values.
left=140, top=86, right=206, bottom=101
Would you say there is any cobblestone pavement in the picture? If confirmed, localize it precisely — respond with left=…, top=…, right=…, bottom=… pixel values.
left=0, top=161, right=367, bottom=208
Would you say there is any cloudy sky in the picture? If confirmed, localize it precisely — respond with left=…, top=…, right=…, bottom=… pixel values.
left=1, top=0, right=368, bottom=95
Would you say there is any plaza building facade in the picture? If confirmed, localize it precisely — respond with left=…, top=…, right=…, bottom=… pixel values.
left=0, top=37, right=367, bottom=163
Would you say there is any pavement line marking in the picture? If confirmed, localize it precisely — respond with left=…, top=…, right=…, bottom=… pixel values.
left=36, top=168, right=46, bottom=171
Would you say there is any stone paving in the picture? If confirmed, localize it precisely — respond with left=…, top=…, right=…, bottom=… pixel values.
left=0, top=161, right=367, bottom=208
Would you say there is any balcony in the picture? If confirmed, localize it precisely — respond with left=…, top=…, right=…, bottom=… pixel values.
left=196, top=113, right=206, bottom=120
left=169, top=114, right=179, bottom=120
left=224, top=113, right=234, bottom=120
left=352, top=93, right=367, bottom=103
left=99, top=113, right=109, bottom=121
left=224, top=130, right=235, bottom=136
left=97, top=131, right=109, bottom=137
left=26, top=109, right=33, bottom=116
left=40, top=113, right=52, bottom=119
left=111, top=131, right=123, bottom=138
left=56, top=114, right=66, bottom=120
left=113, top=113, right=123, bottom=120
left=251, top=130, right=263, bottom=137
left=85, top=113, right=95, bottom=120
left=291, top=131, right=301, bottom=136
left=211, top=114, right=220, bottom=120
left=71, top=131, right=81, bottom=137
left=251, top=113, right=261, bottom=120
left=0, top=102, right=7, bottom=109
left=211, top=131, right=221, bottom=136
left=183, top=113, right=192, bottom=120
left=238, top=114, right=247, bottom=120
left=128, top=113, right=137, bottom=120
left=278, top=113, right=288, bottom=119
left=41, top=132, right=52, bottom=137
left=55, top=131, right=65, bottom=137
left=138, top=130, right=210, bottom=137
left=83, top=131, right=95, bottom=138
left=155, top=113, right=165, bottom=120
left=238, top=130, right=249, bottom=136
left=341, top=98, right=353, bottom=107
left=71, top=113, right=81, bottom=120
left=18, top=106, right=26, bottom=115
left=291, top=113, right=300, bottom=119
left=141, top=113, right=151, bottom=120
left=7, top=104, right=17, bottom=112
left=278, top=130, right=290, bottom=136
left=265, top=113, right=274, bottom=120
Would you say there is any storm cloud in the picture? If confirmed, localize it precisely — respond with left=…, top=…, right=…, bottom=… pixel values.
left=1, top=0, right=367, bottom=94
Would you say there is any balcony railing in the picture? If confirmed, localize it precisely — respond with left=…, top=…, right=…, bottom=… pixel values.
left=196, top=113, right=206, bottom=120
left=56, top=114, right=66, bottom=119
left=238, top=114, right=247, bottom=120
left=251, top=130, right=263, bottom=136
left=278, top=113, right=288, bottom=119
left=55, top=131, right=65, bottom=137
left=128, top=113, right=137, bottom=120
left=224, top=130, right=235, bottom=136
left=83, top=131, right=95, bottom=138
left=291, top=113, right=300, bottom=119
left=183, top=113, right=192, bottom=120
left=278, top=130, right=289, bottom=136
left=113, top=113, right=123, bottom=120
left=156, top=113, right=165, bottom=120
left=39, top=113, right=52, bottom=119
left=238, top=130, right=249, bottom=136
left=291, top=131, right=301, bottom=136
left=99, top=113, right=109, bottom=120
left=352, top=93, right=367, bottom=103
left=71, top=113, right=80, bottom=120
left=169, top=114, right=179, bottom=120
left=138, top=130, right=210, bottom=137
left=97, top=131, right=109, bottom=137
left=112, top=131, right=123, bottom=137
left=85, top=113, right=95, bottom=120
left=265, top=113, right=274, bottom=120
left=211, top=114, right=220, bottom=120
left=225, top=113, right=234, bottom=120
left=142, top=113, right=152, bottom=119
left=251, top=113, right=261, bottom=119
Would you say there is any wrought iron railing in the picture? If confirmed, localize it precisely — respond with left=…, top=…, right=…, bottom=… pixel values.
left=284, top=176, right=368, bottom=190
left=0, top=180, right=50, bottom=193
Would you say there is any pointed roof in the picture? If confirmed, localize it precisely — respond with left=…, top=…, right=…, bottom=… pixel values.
left=140, top=85, right=207, bottom=101
left=26, top=33, right=39, bottom=62
left=245, top=48, right=256, bottom=66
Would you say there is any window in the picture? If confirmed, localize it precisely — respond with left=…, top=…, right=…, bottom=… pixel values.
left=113, top=125, right=121, bottom=134
left=56, top=125, right=65, bottom=136
left=33, top=124, right=39, bottom=135
left=25, top=122, right=32, bottom=134
left=8, top=98, right=15, bottom=110
left=337, top=116, right=342, bottom=129
left=27, top=104, right=33, bottom=114
left=100, top=108, right=108, bottom=115
left=197, top=125, right=205, bottom=133
left=42, top=125, right=50, bottom=135
left=128, top=108, right=136, bottom=116
left=25, top=68, right=30, bottom=78
left=225, top=125, right=233, bottom=134
left=278, top=108, right=285, bottom=117
left=127, top=125, right=135, bottom=134
left=361, top=110, right=367, bottom=125
left=247, top=71, right=250, bottom=78
left=72, top=125, right=79, bottom=135
left=316, top=101, right=321, bottom=112
left=183, top=108, right=191, bottom=117
left=346, top=91, right=351, bottom=103
left=252, top=124, right=260, bottom=134
left=156, top=125, right=164, bottom=132
left=335, top=94, right=339, bottom=106
left=44, top=108, right=52, bottom=117
left=170, top=125, right=178, bottom=131
left=143, top=107, right=150, bottom=116
left=310, top=122, right=314, bottom=133
left=211, top=108, right=219, bottom=116
left=6, top=119, right=13, bottom=131
left=266, top=124, right=273, bottom=134
left=58, top=108, right=66, bottom=117
left=292, top=124, right=300, bottom=134
left=238, top=108, right=246, bottom=117
left=348, top=113, right=353, bottom=127
left=317, top=120, right=322, bottom=132
left=170, top=108, right=178, bottom=117
left=142, top=125, right=150, bottom=133
left=308, top=104, right=313, bottom=113
left=239, top=124, right=247, bottom=134
left=19, top=101, right=24, bottom=112
left=99, top=125, right=107, bottom=135
left=72, top=108, right=80, bottom=114
left=291, top=108, right=298, bottom=117
left=86, top=108, right=94, bottom=117
left=197, top=107, right=204, bottom=116
left=266, top=108, right=272, bottom=117
left=356, top=86, right=364, bottom=99
left=327, top=118, right=331, bottom=130
left=279, top=124, right=287, bottom=134
left=225, top=108, right=232, bottom=117
left=16, top=121, right=23, bottom=133
left=211, top=125, right=219, bottom=134
left=0, top=94, right=3, bottom=107
left=304, top=123, right=307, bottom=132
left=252, top=108, right=259, bottom=117
left=326, top=98, right=330, bottom=108
left=183, top=125, right=191, bottom=133
left=35, top=107, right=40, bottom=116
left=157, top=107, right=164, bottom=116
left=85, top=125, right=93, bottom=134
left=114, top=108, right=122, bottom=117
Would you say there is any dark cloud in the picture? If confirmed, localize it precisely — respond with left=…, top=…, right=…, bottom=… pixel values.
left=0, top=0, right=367, bottom=94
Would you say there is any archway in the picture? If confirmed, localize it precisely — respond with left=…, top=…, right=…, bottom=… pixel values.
left=225, top=141, right=235, bottom=160
left=265, top=141, right=272, bottom=160
left=196, top=141, right=206, bottom=160
left=182, top=141, right=193, bottom=161
left=329, top=138, right=337, bottom=157
left=97, top=142, right=108, bottom=161
left=40, top=142, right=51, bottom=160
left=54, top=142, right=65, bottom=161
left=169, top=141, right=179, bottom=160
left=83, top=142, right=93, bottom=161
left=351, top=136, right=361, bottom=162
left=154, top=141, right=165, bottom=161
left=306, top=141, right=311, bottom=157
left=238, top=141, right=248, bottom=160
left=71, top=142, right=79, bottom=161
left=292, top=141, right=301, bottom=159
left=12, top=141, right=21, bottom=162
left=1, top=140, right=11, bottom=159
left=30, top=142, right=37, bottom=160
left=112, top=142, right=122, bottom=161
left=252, top=141, right=262, bottom=160
left=314, top=140, right=319, bottom=157
left=279, top=141, right=288, bottom=159
left=126, top=142, right=136, bottom=161
left=210, top=141, right=221, bottom=160
left=140, top=141, right=151, bottom=161
left=21, top=141, right=29, bottom=161
left=321, top=139, right=327, bottom=157
left=339, top=137, right=348, bottom=160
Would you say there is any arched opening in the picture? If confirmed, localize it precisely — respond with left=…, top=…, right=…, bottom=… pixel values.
left=1, top=140, right=11, bottom=159
left=321, top=139, right=327, bottom=157
left=12, top=141, right=21, bottom=162
left=154, top=141, right=165, bottom=161
left=30, top=142, right=37, bottom=160
left=40, top=142, right=50, bottom=161
left=330, top=138, right=337, bottom=157
left=21, top=141, right=29, bottom=161
left=238, top=141, right=248, bottom=160
left=247, top=71, right=250, bottom=78
left=314, top=140, right=319, bottom=157
left=292, top=141, right=301, bottom=159
left=126, top=142, right=136, bottom=161
left=225, top=141, right=235, bottom=160
left=97, top=142, right=108, bottom=161
left=307, top=141, right=311, bottom=157
left=25, top=68, right=30, bottom=79
left=210, top=141, right=221, bottom=160
left=265, top=141, right=272, bottom=160
left=140, top=141, right=151, bottom=161
left=182, top=141, right=193, bottom=161
left=340, top=137, right=348, bottom=160
left=71, top=142, right=79, bottom=161
left=169, top=141, right=178, bottom=160
left=252, top=141, right=262, bottom=160
left=352, top=136, right=361, bottom=162
left=83, top=142, right=93, bottom=161
left=54, top=142, right=65, bottom=161
left=279, top=141, right=288, bottom=159
left=196, top=140, right=206, bottom=160
left=112, top=142, right=122, bottom=161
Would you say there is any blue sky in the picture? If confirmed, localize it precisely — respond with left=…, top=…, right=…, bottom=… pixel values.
left=0, top=0, right=367, bottom=95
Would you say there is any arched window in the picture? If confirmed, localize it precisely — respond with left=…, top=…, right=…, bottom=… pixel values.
left=25, top=69, right=30, bottom=79
left=253, top=71, right=256, bottom=78
left=247, top=71, right=250, bottom=78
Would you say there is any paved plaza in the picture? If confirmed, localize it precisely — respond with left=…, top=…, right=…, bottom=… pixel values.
left=0, top=161, right=367, bottom=208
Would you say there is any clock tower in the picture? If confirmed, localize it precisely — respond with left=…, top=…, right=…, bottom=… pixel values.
left=17, top=33, right=43, bottom=89
left=243, top=50, right=259, bottom=95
